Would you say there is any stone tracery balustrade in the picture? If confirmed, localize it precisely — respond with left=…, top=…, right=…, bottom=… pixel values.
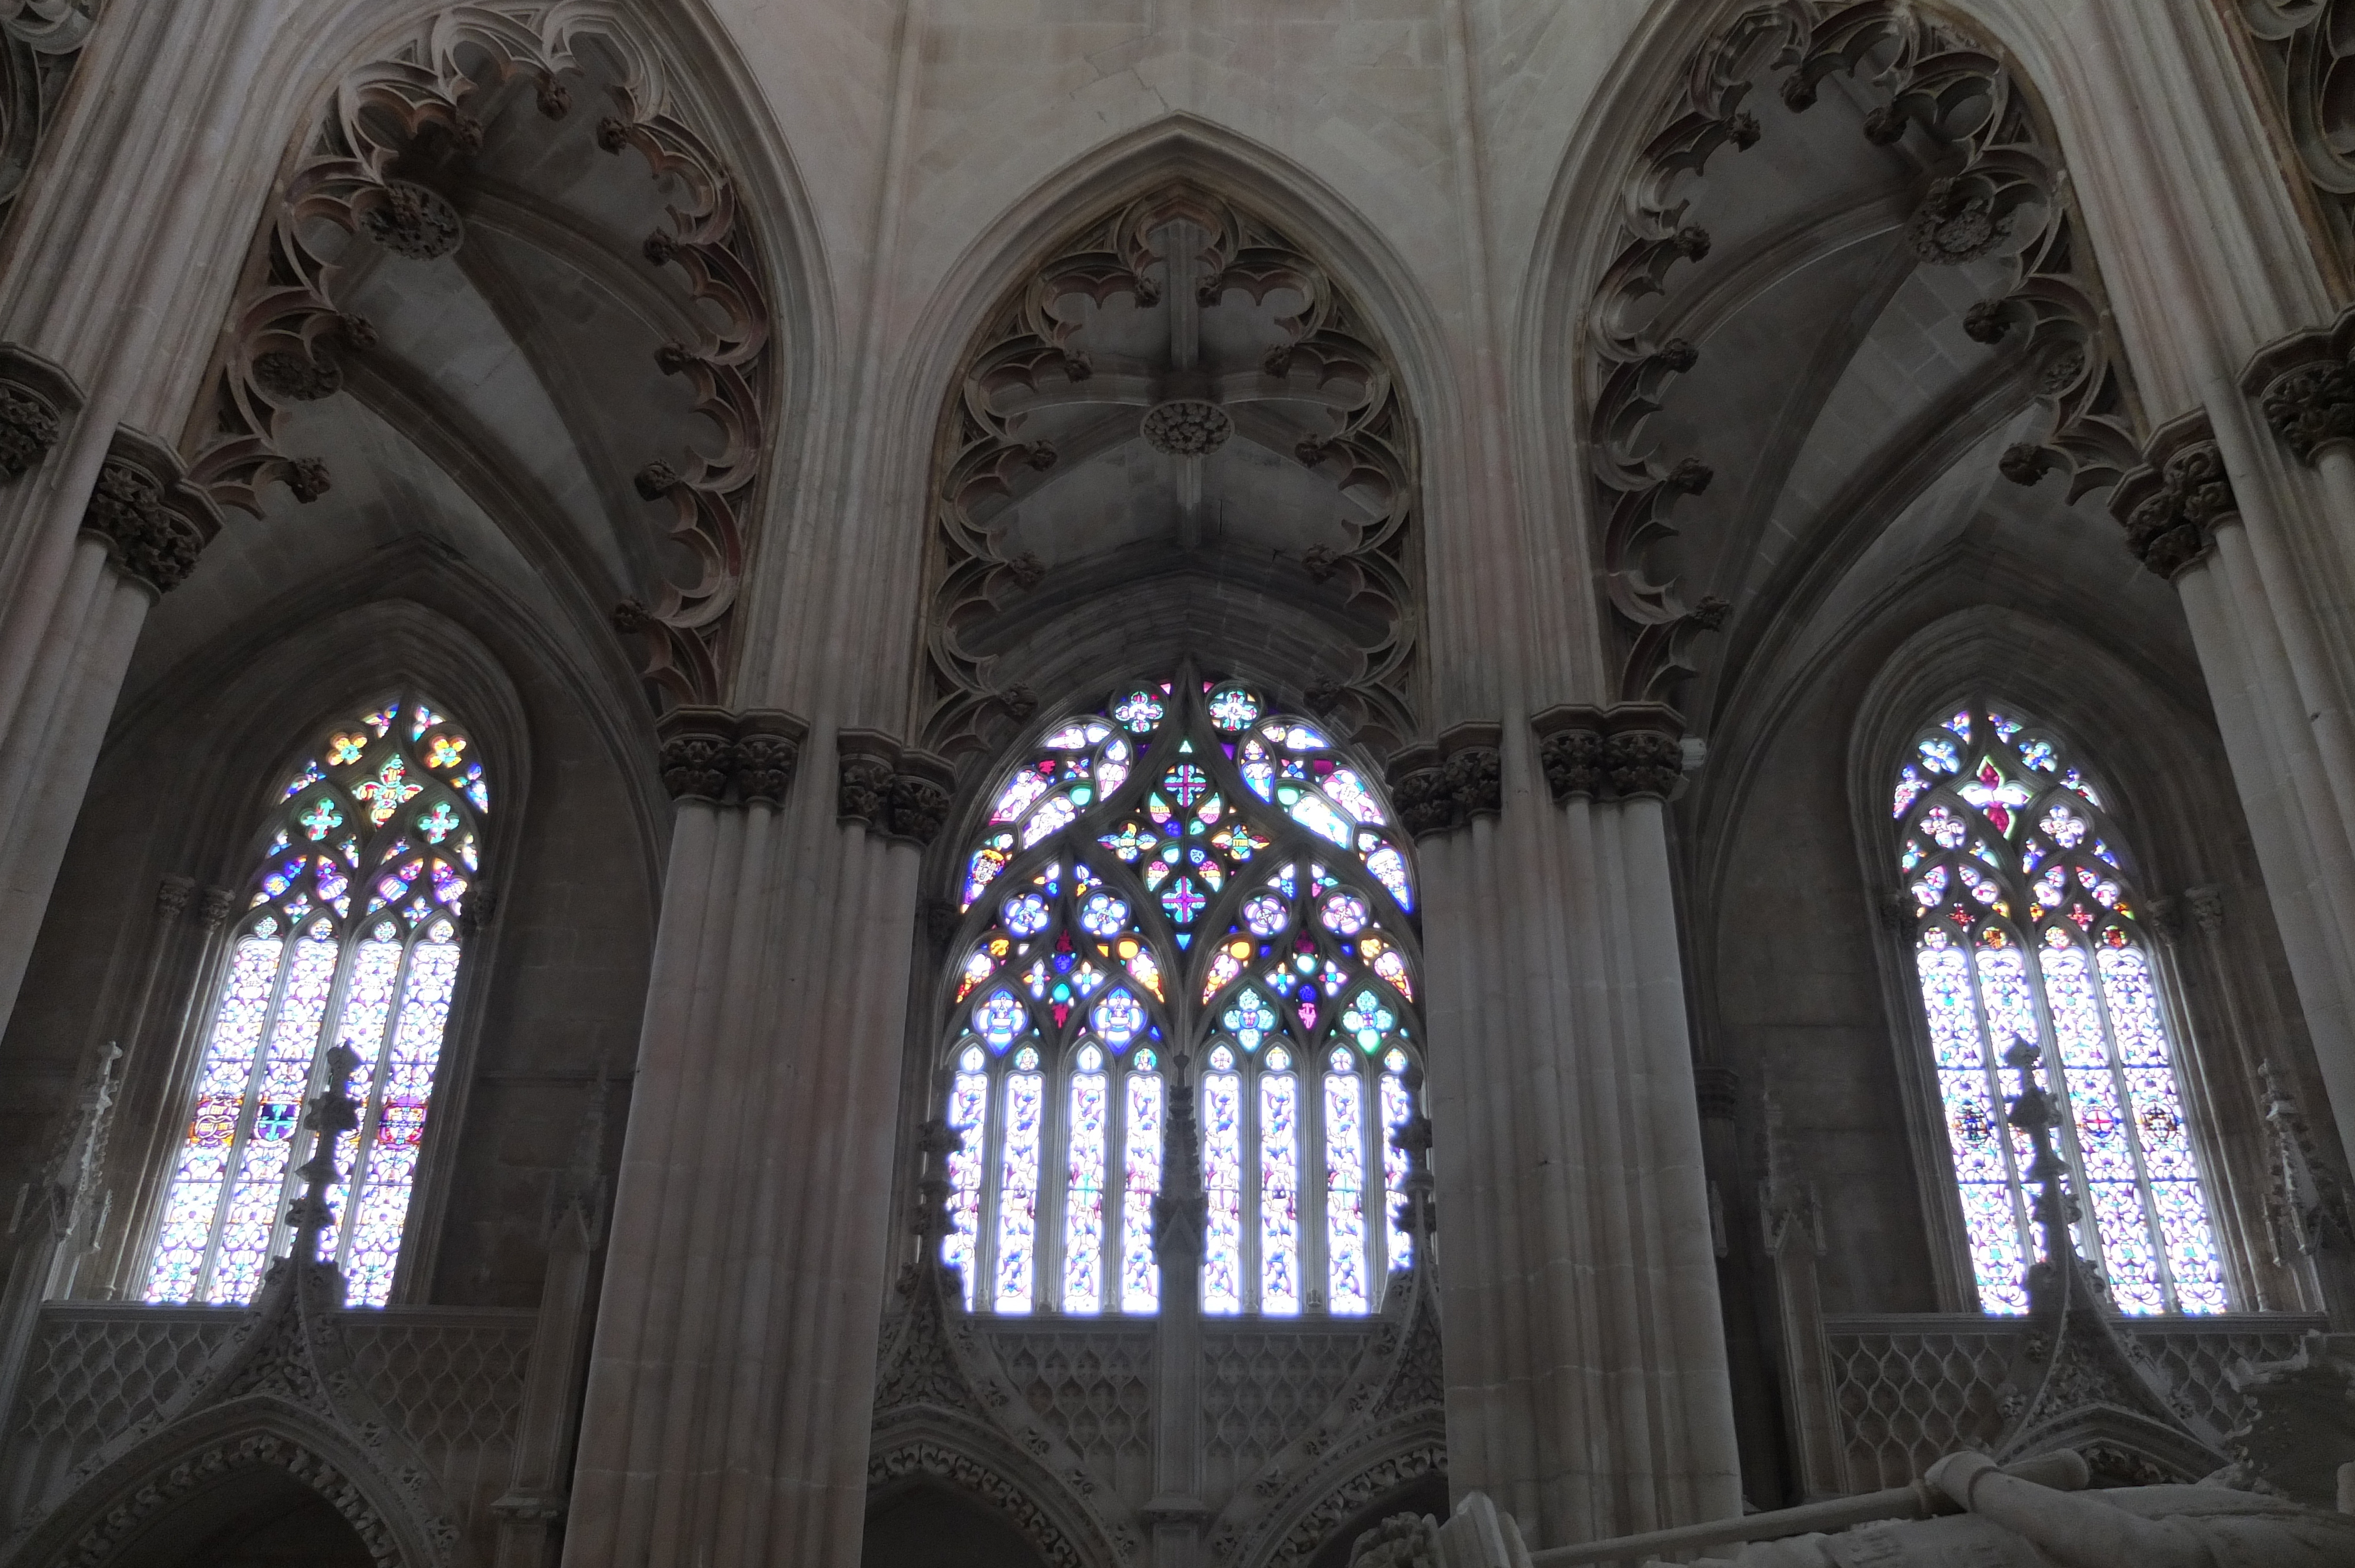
left=1820, top=1311, right=2327, bottom=1493
left=0, top=1303, right=536, bottom=1562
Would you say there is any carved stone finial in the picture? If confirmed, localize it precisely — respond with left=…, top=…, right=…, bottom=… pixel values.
left=1301, top=543, right=1340, bottom=583
left=633, top=461, right=681, bottom=501
left=1303, top=676, right=1344, bottom=715
left=1139, top=398, right=1232, bottom=456
left=998, top=684, right=1037, bottom=720
left=1657, top=337, right=1699, bottom=373
left=1295, top=433, right=1334, bottom=467
left=1004, top=551, right=1046, bottom=589
left=1906, top=175, right=2011, bottom=265
left=1966, top=298, right=2015, bottom=345
left=2000, top=442, right=2059, bottom=486
left=1390, top=1062, right=1436, bottom=1240
left=1670, top=224, right=1711, bottom=261
left=1862, top=102, right=1908, bottom=145
left=287, top=1045, right=362, bottom=1254
left=535, top=75, right=570, bottom=119
left=285, top=457, right=331, bottom=503
left=1665, top=456, right=1713, bottom=494
left=0, top=379, right=59, bottom=480
left=643, top=228, right=679, bottom=266
left=358, top=179, right=462, bottom=261
left=1024, top=440, right=1057, bottom=471
left=595, top=116, right=631, bottom=153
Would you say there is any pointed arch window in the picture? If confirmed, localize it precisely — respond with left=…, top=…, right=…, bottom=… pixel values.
left=940, top=676, right=1423, bottom=1316
left=141, top=695, right=489, bottom=1308
left=1893, top=700, right=2224, bottom=1315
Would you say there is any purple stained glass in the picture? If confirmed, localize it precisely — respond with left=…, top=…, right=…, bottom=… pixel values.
left=2097, top=944, right=2224, bottom=1313
left=339, top=934, right=459, bottom=1307
left=1276, top=784, right=1354, bottom=848
left=1064, top=1067, right=1108, bottom=1312
left=1261, top=1066, right=1301, bottom=1314
left=144, top=936, right=283, bottom=1302
left=1203, top=1065, right=1245, bottom=1314
left=1326, top=1061, right=1368, bottom=1314
left=1319, top=766, right=1387, bottom=825
left=994, top=1068, right=1043, bottom=1312
left=206, top=933, right=340, bottom=1304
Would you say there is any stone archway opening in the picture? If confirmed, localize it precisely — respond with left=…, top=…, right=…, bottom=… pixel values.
left=101, top=1464, right=372, bottom=1568
left=862, top=1478, right=1054, bottom=1568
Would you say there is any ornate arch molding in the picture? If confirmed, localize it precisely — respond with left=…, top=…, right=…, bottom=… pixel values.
left=916, top=173, right=1423, bottom=762
left=1583, top=0, right=2144, bottom=705
left=1842, top=603, right=2276, bottom=1313
left=1, top=1261, right=463, bottom=1567
left=182, top=1, right=778, bottom=710
left=0, top=1, right=94, bottom=234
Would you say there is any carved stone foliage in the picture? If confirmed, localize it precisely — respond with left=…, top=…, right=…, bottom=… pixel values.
left=78, top=433, right=223, bottom=599
left=0, top=2, right=94, bottom=229
left=1384, top=723, right=1501, bottom=841
left=1590, top=2, right=2141, bottom=703
left=652, top=706, right=806, bottom=807
left=2107, top=416, right=2237, bottom=580
left=186, top=5, right=775, bottom=710
left=2235, top=2, right=2355, bottom=285
left=2244, top=305, right=2355, bottom=469
left=0, top=376, right=58, bottom=480
left=1, top=1258, right=464, bottom=1568
left=837, top=730, right=954, bottom=845
left=1530, top=704, right=1684, bottom=805
left=922, top=182, right=1420, bottom=758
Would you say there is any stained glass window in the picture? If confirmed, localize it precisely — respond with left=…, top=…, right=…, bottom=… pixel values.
left=142, top=694, right=488, bottom=1308
left=1893, top=700, right=2224, bottom=1315
left=938, top=676, right=1424, bottom=1315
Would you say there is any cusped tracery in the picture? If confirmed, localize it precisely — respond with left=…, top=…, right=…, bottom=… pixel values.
left=941, top=675, right=1422, bottom=1317
left=1894, top=700, right=2222, bottom=1316
left=143, top=694, right=489, bottom=1308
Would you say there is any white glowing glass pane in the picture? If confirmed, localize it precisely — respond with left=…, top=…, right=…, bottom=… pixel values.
left=946, top=1067, right=990, bottom=1310
left=1122, top=1070, right=1163, bottom=1313
left=1918, top=939, right=2030, bottom=1315
left=318, top=936, right=403, bottom=1271
left=2097, top=945, right=2225, bottom=1313
left=1381, top=1068, right=1414, bottom=1272
left=1260, top=1071, right=1301, bottom=1314
left=1325, top=1067, right=1368, bottom=1314
left=340, top=934, right=460, bottom=1308
left=1063, top=1069, right=1109, bottom=1313
left=143, top=936, right=282, bottom=1303
left=994, top=1071, right=1043, bottom=1312
left=208, top=934, right=340, bottom=1304
left=1203, top=1069, right=1245, bottom=1314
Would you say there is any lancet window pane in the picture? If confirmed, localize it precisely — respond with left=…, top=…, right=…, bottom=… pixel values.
left=1064, top=1046, right=1109, bottom=1313
left=1381, top=1050, right=1414, bottom=1272
left=1893, top=699, right=2224, bottom=1315
left=141, top=695, right=489, bottom=1308
left=936, top=676, right=1422, bottom=1317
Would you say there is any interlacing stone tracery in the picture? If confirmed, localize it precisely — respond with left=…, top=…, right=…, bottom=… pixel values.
left=185, top=4, right=775, bottom=710
left=1590, top=1, right=2142, bottom=704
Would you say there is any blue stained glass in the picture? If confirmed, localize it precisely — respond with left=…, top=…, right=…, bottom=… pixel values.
left=974, top=989, right=1028, bottom=1051
left=1260, top=1065, right=1301, bottom=1314
left=1209, top=687, right=1261, bottom=731
left=1325, top=1055, right=1369, bottom=1314
left=1893, top=766, right=1929, bottom=818
left=1276, top=784, right=1354, bottom=847
left=1919, top=737, right=1961, bottom=773
left=1092, top=989, right=1145, bottom=1048
left=1063, top=1065, right=1108, bottom=1312
left=1122, top=1068, right=1162, bottom=1312
left=994, top=1067, right=1043, bottom=1311
left=1203, top=1062, right=1245, bottom=1314
left=1381, top=1058, right=1414, bottom=1271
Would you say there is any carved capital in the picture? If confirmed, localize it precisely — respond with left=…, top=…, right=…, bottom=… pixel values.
left=837, top=729, right=900, bottom=831
left=888, top=752, right=956, bottom=846
left=655, top=707, right=740, bottom=803
left=1532, top=705, right=1606, bottom=803
left=1385, top=723, right=1501, bottom=838
left=155, top=873, right=195, bottom=919
left=0, top=378, right=59, bottom=480
left=198, top=886, right=236, bottom=930
left=82, top=433, right=221, bottom=597
left=2244, top=307, right=2355, bottom=466
left=1603, top=703, right=1686, bottom=799
left=735, top=710, right=808, bottom=806
left=1385, top=748, right=1452, bottom=839
left=2109, top=414, right=2235, bottom=581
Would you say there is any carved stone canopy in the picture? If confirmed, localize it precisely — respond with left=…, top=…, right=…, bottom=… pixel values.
left=924, top=182, right=1418, bottom=758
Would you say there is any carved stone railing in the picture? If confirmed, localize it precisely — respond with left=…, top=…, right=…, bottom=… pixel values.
left=0, top=1303, right=536, bottom=1556
left=1822, top=1311, right=2327, bottom=1491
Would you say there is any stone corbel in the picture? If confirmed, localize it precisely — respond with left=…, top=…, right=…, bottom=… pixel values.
left=1531, top=702, right=1686, bottom=803
left=0, top=343, right=80, bottom=483
left=79, top=427, right=223, bottom=597
left=2244, top=304, right=2355, bottom=467
left=1382, top=720, right=1501, bottom=840
left=2107, top=411, right=2237, bottom=580
left=836, top=729, right=955, bottom=846
left=656, top=705, right=807, bottom=807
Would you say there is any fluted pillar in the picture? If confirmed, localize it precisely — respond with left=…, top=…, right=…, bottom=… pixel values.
left=565, top=716, right=946, bottom=1568
left=1394, top=713, right=1739, bottom=1547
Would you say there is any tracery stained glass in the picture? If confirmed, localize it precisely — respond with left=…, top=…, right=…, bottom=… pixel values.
left=1325, top=1055, right=1369, bottom=1313
left=1064, top=1057, right=1109, bottom=1312
left=143, top=695, right=487, bottom=1308
left=1895, top=700, right=2224, bottom=1317
left=1123, top=1064, right=1163, bottom=1312
left=996, top=1059, right=1044, bottom=1312
left=1203, top=1059, right=1245, bottom=1314
left=1382, top=1052, right=1414, bottom=1271
left=939, top=676, right=1421, bottom=1317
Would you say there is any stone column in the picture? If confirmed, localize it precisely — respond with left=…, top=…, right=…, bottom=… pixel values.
left=1145, top=1059, right=1208, bottom=1567
left=0, top=0, right=298, bottom=1029
left=563, top=716, right=951, bottom=1568
left=1392, top=712, right=1741, bottom=1547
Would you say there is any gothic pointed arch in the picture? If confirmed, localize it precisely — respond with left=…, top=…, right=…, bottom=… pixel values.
left=934, top=674, right=1424, bottom=1320
left=913, top=157, right=1428, bottom=761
